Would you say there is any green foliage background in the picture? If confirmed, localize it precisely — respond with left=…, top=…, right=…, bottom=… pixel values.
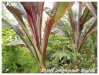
left=2, top=26, right=39, bottom=73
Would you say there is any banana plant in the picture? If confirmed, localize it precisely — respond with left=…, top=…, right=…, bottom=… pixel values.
left=50, top=2, right=97, bottom=69
left=2, top=2, right=74, bottom=72
left=51, top=2, right=97, bottom=52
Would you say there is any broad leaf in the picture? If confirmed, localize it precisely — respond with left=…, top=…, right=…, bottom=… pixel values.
left=54, top=2, right=74, bottom=23
left=2, top=18, right=24, bottom=37
left=14, top=2, right=27, bottom=19
left=6, top=40, right=25, bottom=46
left=2, top=18, right=12, bottom=27
left=51, top=27, right=66, bottom=37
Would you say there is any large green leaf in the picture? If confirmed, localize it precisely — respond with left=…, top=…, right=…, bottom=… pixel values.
left=54, top=2, right=74, bottom=23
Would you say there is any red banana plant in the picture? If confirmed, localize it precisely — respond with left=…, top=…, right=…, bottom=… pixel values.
left=50, top=2, right=97, bottom=69
left=2, top=2, right=74, bottom=72
left=51, top=2, right=97, bottom=52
